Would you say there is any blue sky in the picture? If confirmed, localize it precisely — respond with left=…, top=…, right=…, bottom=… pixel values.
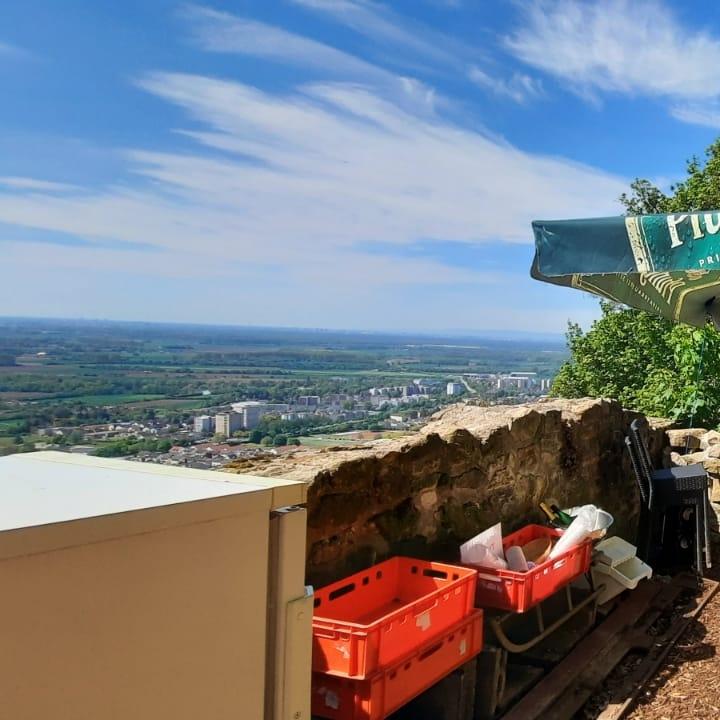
left=2, top=0, right=720, bottom=333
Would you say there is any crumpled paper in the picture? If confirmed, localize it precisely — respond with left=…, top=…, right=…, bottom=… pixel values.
left=460, top=522, right=507, bottom=569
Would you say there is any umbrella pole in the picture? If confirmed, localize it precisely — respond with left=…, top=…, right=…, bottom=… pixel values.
left=684, top=305, right=714, bottom=571
left=685, top=328, right=708, bottom=453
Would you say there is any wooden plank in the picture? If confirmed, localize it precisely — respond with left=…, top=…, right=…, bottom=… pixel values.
left=543, top=580, right=687, bottom=720
left=500, top=580, right=663, bottom=720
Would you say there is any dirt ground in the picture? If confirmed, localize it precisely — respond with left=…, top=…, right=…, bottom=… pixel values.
left=600, top=522, right=720, bottom=720
left=576, top=517, right=720, bottom=720
left=624, top=581, right=720, bottom=719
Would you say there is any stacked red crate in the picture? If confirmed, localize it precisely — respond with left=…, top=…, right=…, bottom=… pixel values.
left=311, top=556, right=481, bottom=720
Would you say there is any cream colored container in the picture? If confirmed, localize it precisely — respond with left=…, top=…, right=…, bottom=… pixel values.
left=591, top=536, right=652, bottom=605
left=0, top=451, right=310, bottom=720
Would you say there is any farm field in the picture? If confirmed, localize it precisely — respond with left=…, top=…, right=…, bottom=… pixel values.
left=0, top=317, right=567, bottom=454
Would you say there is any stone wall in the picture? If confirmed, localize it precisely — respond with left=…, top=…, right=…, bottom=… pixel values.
left=665, top=428, right=720, bottom=504
left=226, top=398, right=668, bottom=586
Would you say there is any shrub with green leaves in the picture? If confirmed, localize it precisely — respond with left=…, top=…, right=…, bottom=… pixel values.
left=552, top=302, right=720, bottom=425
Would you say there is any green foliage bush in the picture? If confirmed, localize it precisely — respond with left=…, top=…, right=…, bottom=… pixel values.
left=551, top=302, right=720, bottom=425
left=94, top=437, right=173, bottom=457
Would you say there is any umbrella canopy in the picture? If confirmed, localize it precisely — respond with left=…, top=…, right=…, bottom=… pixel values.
left=531, top=211, right=720, bottom=327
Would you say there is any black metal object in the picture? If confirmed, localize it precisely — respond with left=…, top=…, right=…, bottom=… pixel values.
left=625, top=419, right=711, bottom=573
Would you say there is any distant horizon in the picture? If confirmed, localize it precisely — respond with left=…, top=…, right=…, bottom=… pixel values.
left=0, top=314, right=569, bottom=344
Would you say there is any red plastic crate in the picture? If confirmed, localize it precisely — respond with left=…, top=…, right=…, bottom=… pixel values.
left=312, top=610, right=483, bottom=720
left=472, top=524, right=593, bottom=613
left=312, top=557, right=477, bottom=677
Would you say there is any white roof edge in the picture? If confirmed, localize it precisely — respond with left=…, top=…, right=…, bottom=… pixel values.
left=25, top=451, right=308, bottom=507
left=0, top=452, right=306, bottom=533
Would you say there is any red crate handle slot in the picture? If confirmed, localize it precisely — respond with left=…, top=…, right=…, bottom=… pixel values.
left=421, top=568, right=448, bottom=580
left=328, top=582, right=356, bottom=602
left=417, top=639, right=445, bottom=662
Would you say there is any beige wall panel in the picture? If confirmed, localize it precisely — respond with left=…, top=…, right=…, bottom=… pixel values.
left=0, top=512, right=269, bottom=720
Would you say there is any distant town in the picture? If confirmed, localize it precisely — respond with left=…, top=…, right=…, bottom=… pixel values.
left=31, top=373, right=554, bottom=470
left=0, top=319, right=565, bottom=468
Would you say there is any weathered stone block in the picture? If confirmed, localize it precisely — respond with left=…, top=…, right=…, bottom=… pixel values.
left=702, top=457, right=720, bottom=476
left=711, top=476, right=720, bottom=503
left=702, top=430, right=720, bottom=449
left=708, top=444, right=720, bottom=459
left=680, top=450, right=706, bottom=464
left=666, top=428, right=706, bottom=450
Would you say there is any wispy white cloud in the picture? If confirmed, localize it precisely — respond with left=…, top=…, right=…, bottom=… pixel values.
left=468, top=66, right=542, bottom=104
left=184, top=5, right=387, bottom=80
left=289, top=0, right=466, bottom=68
left=290, top=1, right=542, bottom=106
left=0, top=71, right=624, bottom=273
left=0, top=176, right=79, bottom=192
left=130, top=72, right=625, bottom=247
left=182, top=5, right=442, bottom=117
left=506, top=0, right=720, bottom=123
left=0, top=9, right=625, bottom=329
left=671, top=103, right=720, bottom=130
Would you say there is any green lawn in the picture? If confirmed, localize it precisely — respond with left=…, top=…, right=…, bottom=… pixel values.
left=297, top=435, right=362, bottom=447
left=126, top=398, right=209, bottom=410
left=71, top=393, right=166, bottom=405
left=26, top=393, right=167, bottom=406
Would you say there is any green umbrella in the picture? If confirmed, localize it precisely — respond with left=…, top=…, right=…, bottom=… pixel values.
left=531, top=211, right=720, bottom=327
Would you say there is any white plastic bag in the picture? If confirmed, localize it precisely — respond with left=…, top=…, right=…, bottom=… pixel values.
left=563, top=504, right=614, bottom=536
left=549, top=505, right=597, bottom=559
left=460, top=522, right=507, bottom=569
